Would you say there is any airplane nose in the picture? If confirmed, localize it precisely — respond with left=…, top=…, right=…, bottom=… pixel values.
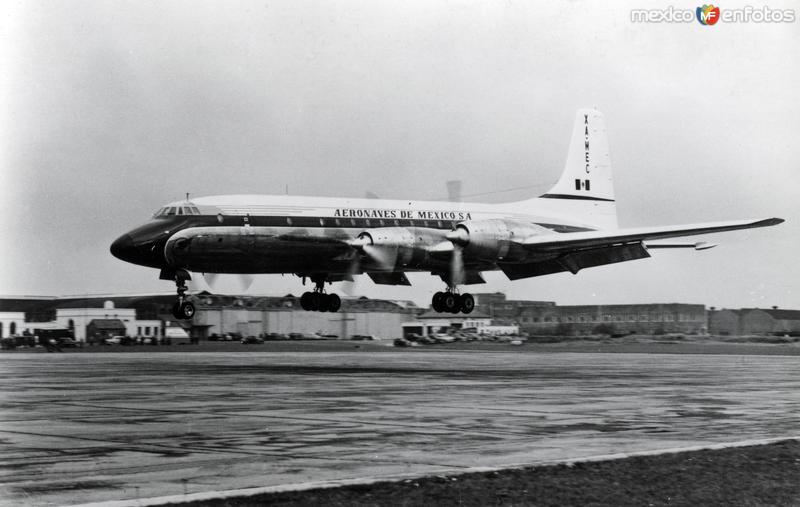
left=110, top=234, right=136, bottom=261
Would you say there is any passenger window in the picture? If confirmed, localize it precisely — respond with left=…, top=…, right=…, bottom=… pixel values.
left=319, top=219, right=325, bottom=226
left=286, top=218, right=293, bottom=225
left=177, top=208, right=184, bottom=215
left=335, top=219, right=341, bottom=226
left=166, top=207, right=176, bottom=215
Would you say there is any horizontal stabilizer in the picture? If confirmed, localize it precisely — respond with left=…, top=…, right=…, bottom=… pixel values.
left=645, top=241, right=716, bottom=250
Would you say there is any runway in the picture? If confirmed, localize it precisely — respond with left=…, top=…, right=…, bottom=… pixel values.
left=1, top=349, right=799, bottom=506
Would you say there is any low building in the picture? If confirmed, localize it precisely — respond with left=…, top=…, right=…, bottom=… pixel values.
left=519, top=303, right=707, bottom=336
left=708, top=308, right=741, bottom=335
left=192, top=294, right=417, bottom=339
left=739, top=308, right=800, bottom=336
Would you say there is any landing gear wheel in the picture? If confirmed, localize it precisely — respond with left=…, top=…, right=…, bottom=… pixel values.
left=317, top=293, right=330, bottom=312
left=300, top=292, right=313, bottom=311
left=442, top=293, right=459, bottom=313
left=308, top=292, right=321, bottom=311
left=327, top=293, right=341, bottom=313
left=460, top=293, right=474, bottom=314
left=179, top=301, right=195, bottom=319
left=432, top=292, right=445, bottom=312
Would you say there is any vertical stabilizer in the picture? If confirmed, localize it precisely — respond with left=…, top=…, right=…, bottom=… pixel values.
left=543, top=109, right=614, bottom=202
left=517, top=109, right=617, bottom=229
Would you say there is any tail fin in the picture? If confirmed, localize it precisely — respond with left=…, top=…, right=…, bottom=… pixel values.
left=529, top=109, right=618, bottom=229
left=543, top=109, right=614, bottom=202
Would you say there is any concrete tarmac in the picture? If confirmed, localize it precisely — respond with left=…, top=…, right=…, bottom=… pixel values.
left=1, top=348, right=799, bottom=506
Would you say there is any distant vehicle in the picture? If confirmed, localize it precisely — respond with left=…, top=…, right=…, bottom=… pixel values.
left=510, top=340, right=524, bottom=346
left=431, top=334, right=455, bottom=343
left=264, top=332, right=290, bottom=341
left=104, top=335, right=126, bottom=345
left=241, top=336, right=264, bottom=344
left=164, top=327, right=191, bottom=344
left=57, top=337, right=79, bottom=348
left=394, top=338, right=411, bottom=347
left=351, top=334, right=375, bottom=341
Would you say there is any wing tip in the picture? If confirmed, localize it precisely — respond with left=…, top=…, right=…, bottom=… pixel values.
left=757, top=217, right=785, bottom=227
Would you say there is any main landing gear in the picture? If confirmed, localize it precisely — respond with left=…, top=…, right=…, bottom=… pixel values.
left=432, top=289, right=474, bottom=314
left=299, top=275, right=341, bottom=313
left=172, top=274, right=195, bottom=320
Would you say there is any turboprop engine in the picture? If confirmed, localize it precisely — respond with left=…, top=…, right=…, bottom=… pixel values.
left=349, top=227, right=447, bottom=271
left=445, top=219, right=542, bottom=262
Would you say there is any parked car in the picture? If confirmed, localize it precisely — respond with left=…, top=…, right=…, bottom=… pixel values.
left=241, top=336, right=264, bottom=344
left=351, top=334, right=375, bottom=341
left=264, top=332, right=290, bottom=341
left=104, top=335, right=126, bottom=345
left=57, top=337, right=79, bottom=348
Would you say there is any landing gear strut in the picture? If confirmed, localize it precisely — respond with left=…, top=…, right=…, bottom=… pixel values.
left=171, top=273, right=195, bottom=320
left=432, top=288, right=474, bottom=314
left=300, top=275, right=341, bottom=313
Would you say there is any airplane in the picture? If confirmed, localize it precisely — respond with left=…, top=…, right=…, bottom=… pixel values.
left=110, top=109, right=784, bottom=320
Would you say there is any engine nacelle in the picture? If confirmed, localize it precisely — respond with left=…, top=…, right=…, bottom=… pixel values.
left=450, top=219, right=541, bottom=261
left=354, top=227, right=447, bottom=269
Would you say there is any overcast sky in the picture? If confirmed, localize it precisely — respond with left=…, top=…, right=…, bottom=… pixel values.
left=1, top=0, right=798, bottom=309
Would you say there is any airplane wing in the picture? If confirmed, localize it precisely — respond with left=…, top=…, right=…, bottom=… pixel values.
left=499, top=217, right=783, bottom=280
left=522, top=218, right=783, bottom=251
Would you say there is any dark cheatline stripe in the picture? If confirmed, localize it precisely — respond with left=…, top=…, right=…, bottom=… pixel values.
left=539, top=193, right=615, bottom=202
left=157, top=215, right=594, bottom=233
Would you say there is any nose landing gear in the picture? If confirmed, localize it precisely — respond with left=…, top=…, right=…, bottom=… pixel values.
left=432, top=289, right=474, bottom=314
left=299, top=274, right=342, bottom=313
left=171, top=272, right=195, bottom=320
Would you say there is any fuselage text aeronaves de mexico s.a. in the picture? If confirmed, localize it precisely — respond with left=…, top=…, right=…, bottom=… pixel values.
left=111, top=109, right=784, bottom=320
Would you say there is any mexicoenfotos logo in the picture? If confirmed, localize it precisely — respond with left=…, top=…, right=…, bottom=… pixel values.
left=631, top=5, right=796, bottom=24
left=696, top=4, right=720, bottom=25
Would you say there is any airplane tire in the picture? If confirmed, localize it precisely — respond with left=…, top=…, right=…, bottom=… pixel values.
left=317, top=294, right=330, bottom=312
left=442, top=293, right=458, bottom=313
left=179, top=302, right=195, bottom=319
left=308, top=292, right=321, bottom=312
left=432, top=292, right=445, bottom=313
left=327, top=293, right=341, bottom=312
left=460, top=293, right=475, bottom=314
left=300, top=292, right=313, bottom=311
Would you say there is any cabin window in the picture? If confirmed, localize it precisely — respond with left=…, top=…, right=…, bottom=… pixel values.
left=379, top=220, right=385, bottom=227
left=365, top=219, right=371, bottom=227
left=176, top=208, right=184, bottom=215
left=319, top=219, right=325, bottom=226
left=166, top=207, right=176, bottom=215
left=286, top=217, right=293, bottom=225
left=334, top=219, right=341, bottom=226
left=394, top=220, right=400, bottom=226
left=350, top=219, right=356, bottom=226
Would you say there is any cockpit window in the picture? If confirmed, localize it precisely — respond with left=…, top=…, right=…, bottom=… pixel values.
left=153, top=204, right=200, bottom=218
